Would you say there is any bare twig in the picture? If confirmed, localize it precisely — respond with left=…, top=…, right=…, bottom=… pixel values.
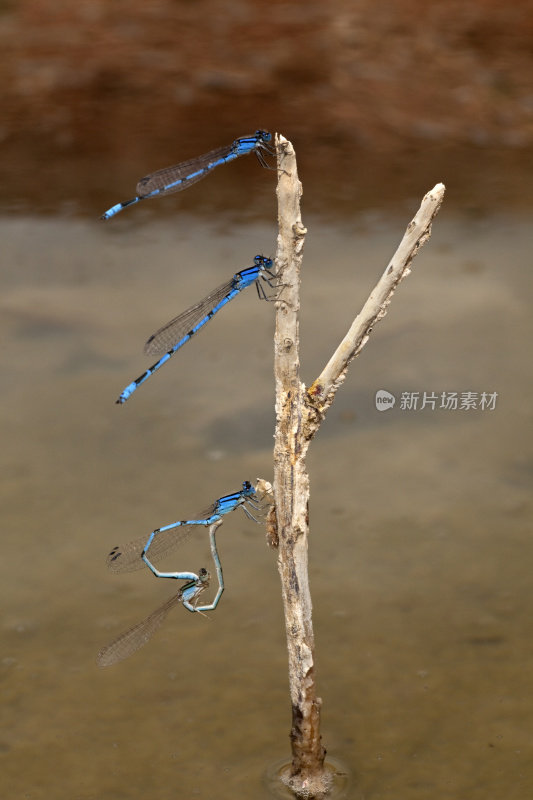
left=272, top=133, right=445, bottom=798
left=308, top=183, right=446, bottom=413
left=273, top=135, right=328, bottom=797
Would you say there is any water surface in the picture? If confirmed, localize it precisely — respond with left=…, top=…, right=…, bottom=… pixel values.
left=1, top=208, right=531, bottom=799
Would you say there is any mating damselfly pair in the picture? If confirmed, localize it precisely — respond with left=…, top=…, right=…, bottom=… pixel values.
left=98, top=481, right=271, bottom=667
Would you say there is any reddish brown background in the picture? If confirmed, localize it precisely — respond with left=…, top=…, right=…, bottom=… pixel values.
left=1, top=0, right=533, bottom=212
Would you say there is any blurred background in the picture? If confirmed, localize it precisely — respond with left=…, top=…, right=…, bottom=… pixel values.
left=2, top=0, right=533, bottom=214
left=1, top=2, right=532, bottom=799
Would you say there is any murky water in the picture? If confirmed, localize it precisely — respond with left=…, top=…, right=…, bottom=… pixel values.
left=1, top=200, right=532, bottom=800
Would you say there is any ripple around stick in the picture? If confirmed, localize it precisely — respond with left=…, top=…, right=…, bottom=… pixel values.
left=264, top=756, right=351, bottom=799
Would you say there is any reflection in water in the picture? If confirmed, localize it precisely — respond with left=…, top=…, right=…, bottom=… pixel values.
left=1, top=212, right=532, bottom=799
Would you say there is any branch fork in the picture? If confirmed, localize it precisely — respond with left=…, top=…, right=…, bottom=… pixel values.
left=271, top=133, right=445, bottom=797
